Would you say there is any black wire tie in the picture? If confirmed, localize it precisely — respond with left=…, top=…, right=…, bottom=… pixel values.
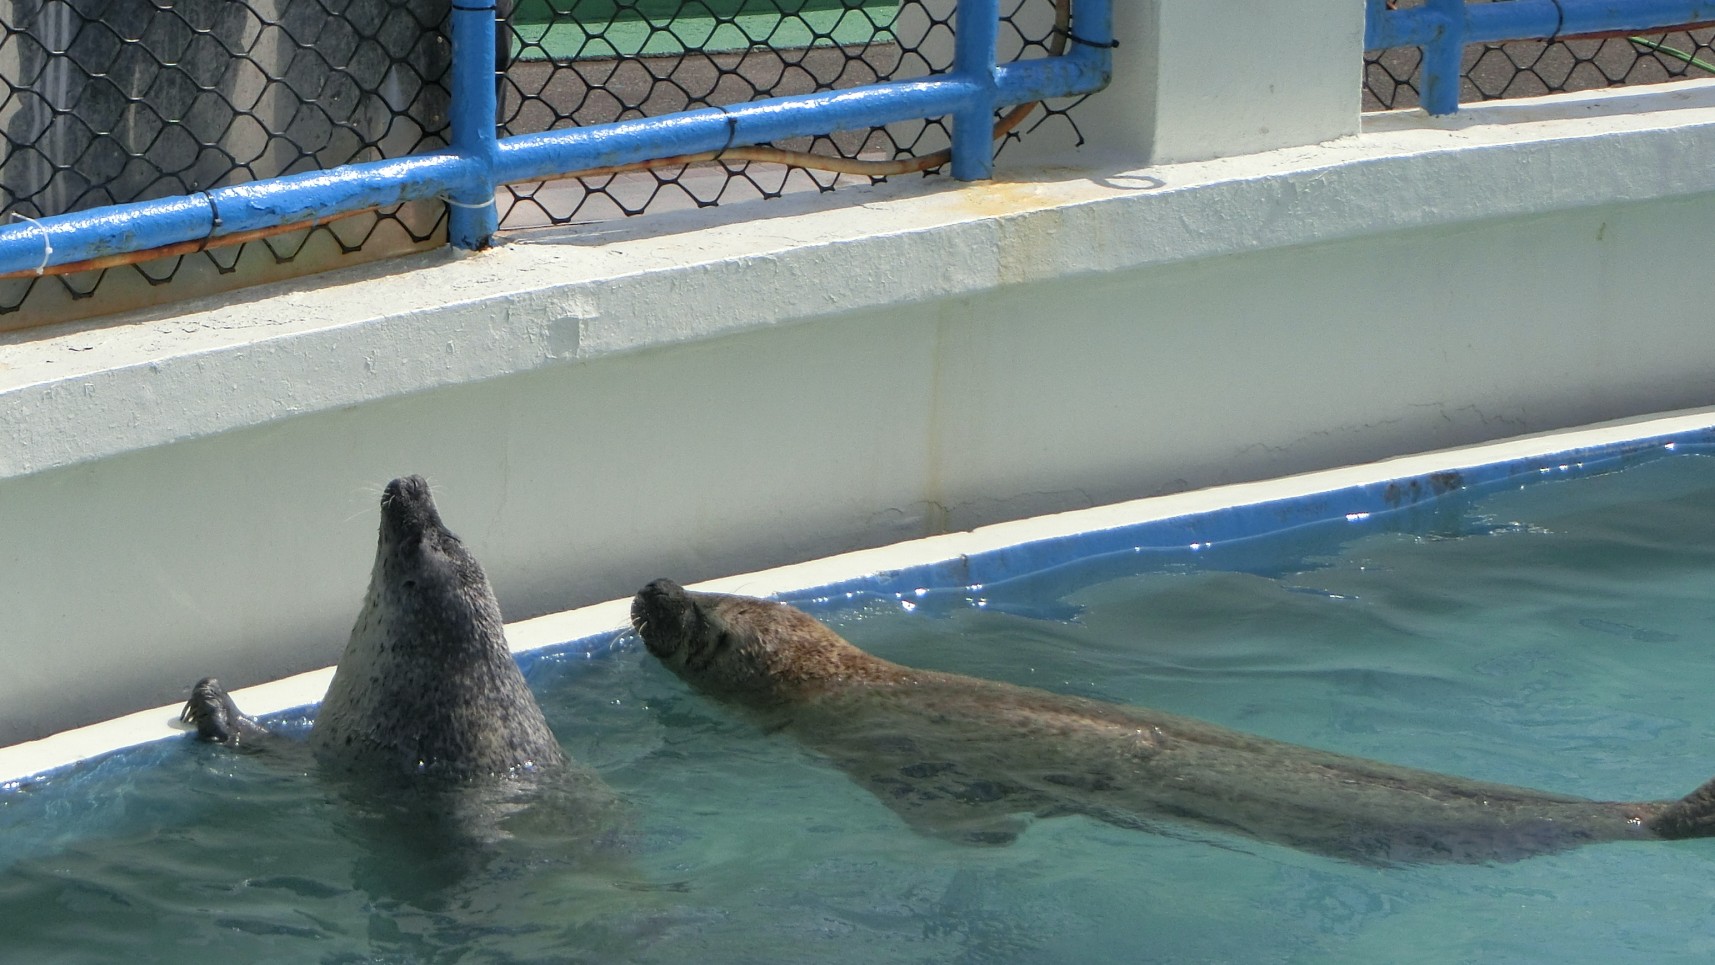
left=716, top=105, right=739, bottom=153
left=202, top=192, right=223, bottom=235
left=1066, top=31, right=1119, bottom=49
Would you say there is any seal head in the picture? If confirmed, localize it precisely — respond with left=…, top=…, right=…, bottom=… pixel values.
left=633, top=578, right=895, bottom=704
left=308, top=475, right=568, bottom=780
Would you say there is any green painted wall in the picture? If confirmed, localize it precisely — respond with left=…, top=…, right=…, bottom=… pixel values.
left=512, top=0, right=898, bottom=59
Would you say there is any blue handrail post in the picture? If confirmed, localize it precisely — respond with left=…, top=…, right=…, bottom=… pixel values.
left=1422, top=0, right=1467, bottom=116
left=951, top=0, right=1001, bottom=180
left=1363, top=0, right=1387, bottom=49
left=447, top=0, right=502, bottom=249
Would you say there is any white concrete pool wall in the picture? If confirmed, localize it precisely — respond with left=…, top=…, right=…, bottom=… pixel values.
left=3, top=1, right=1715, bottom=746
left=5, top=405, right=1715, bottom=785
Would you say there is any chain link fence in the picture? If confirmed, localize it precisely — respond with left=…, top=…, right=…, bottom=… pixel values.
left=0, top=0, right=1080, bottom=328
left=0, top=0, right=453, bottom=326
left=1366, top=0, right=1715, bottom=111
left=18, top=0, right=1705, bottom=327
left=495, top=0, right=1082, bottom=227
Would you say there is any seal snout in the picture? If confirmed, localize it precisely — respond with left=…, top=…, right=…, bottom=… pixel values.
left=632, top=579, right=693, bottom=658
left=382, top=474, right=432, bottom=509
left=379, top=474, right=447, bottom=543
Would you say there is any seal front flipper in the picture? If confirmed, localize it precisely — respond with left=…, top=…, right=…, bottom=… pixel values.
left=848, top=761, right=1042, bottom=846
left=859, top=777, right=1032, bottom=846
left=180, top=677, right=271, bottom=744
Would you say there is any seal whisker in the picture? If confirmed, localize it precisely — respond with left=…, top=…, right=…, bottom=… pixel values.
left=340, top=480, right=395, bottom=522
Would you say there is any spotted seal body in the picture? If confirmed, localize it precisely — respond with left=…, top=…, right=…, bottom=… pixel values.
left=310, top=475, right=564, bottom=777
left=632, top=579, right=1715, bottom=864
left=185, top=476, right=566, bottom=780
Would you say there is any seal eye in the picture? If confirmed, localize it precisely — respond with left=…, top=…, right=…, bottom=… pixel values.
left=688, top=629, right=734, bottom=673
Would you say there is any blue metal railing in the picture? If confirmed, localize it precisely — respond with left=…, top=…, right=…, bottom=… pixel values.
left=1367, top=0, right=1715, bottom=116
left=0, top=0, right=1112, bottom=279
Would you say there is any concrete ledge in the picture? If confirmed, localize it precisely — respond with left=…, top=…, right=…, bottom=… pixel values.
left=7, top=81, right=1715, bottom=480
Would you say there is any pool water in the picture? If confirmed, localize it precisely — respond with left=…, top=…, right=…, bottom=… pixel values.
left=8, top=453, right=1715, bottom=962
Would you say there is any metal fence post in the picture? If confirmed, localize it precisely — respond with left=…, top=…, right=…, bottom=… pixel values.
left=448, top=0, right=501, bottom=249
left=952, top=0, right=1001, bottom=180
left=1421, top=0, right=1467, bottom=116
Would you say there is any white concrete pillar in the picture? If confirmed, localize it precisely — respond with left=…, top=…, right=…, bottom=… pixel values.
left=1002, top=0, right=1364, bottom=170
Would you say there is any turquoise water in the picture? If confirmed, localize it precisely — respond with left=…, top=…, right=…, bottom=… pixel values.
left=8, top=453, right=1715, bottom=962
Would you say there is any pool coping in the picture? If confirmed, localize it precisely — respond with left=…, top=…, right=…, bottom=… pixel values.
left=6, top=403, right=1715, bottom=787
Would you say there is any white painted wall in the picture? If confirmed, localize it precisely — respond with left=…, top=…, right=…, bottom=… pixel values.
left=4, top=1, right=1715, bottom=745
left=1036, top=0, right=1361, bottom=168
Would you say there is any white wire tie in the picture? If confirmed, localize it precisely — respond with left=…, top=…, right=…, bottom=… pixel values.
left=440, top=194, right=496, bottom=209
left=11, top=212, right=53, bottom=276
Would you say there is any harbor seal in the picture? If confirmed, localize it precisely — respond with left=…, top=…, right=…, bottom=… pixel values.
left=632, top=579, right=1715, bottom=864
left=183, top=475, right=567, bottom=780
left=176, top=477, right=637, bottom=909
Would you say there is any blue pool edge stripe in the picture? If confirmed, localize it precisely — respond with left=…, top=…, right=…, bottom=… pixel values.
left=773, top=425, right=1715, bottom=609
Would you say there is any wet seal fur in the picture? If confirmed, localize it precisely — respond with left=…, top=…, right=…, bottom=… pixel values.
left=632, top=579, right=1715, bottom=864
left=184, top=476, right=566, bottom=779
left=176, top=478, right=651, bottom=914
